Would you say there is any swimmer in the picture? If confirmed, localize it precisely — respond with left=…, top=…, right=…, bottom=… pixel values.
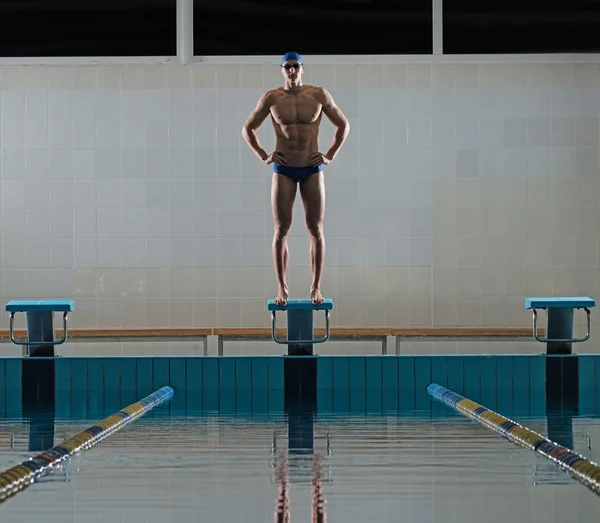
left=242, top=51, right=350, bottom=306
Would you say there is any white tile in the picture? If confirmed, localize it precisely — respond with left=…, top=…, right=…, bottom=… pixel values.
left=146, top=239, right=170, bottom=267
left=95, top=149, right=120, bottom=179
left=170, top=239, right=194, bottom=267
left=49, top=209, right=73, bottom=239
left=145, top=148, right=169, bottom=180
left=25, top=180, right=48, bottom=209
left=97, top=239, right=121, bottom=267
left=121, top=149, right=145, bottom=179
left=73, top=239, right=96, bottom=267
left=49, top=150, right=73, bottom=179
left=122, top=209, right=145, bottom=237
left=73, top=180, right=96, bottom=209
left=73, top=91, right=96, bottom=149
left=121, top=179, right=146, bottom=208
left=170, top=208, right=194, bottom=238
left=169, top=179, right=194, bottom=208
left=97, top=209, right=121, bottom=238
left=122, top=238, right=145, bottom=267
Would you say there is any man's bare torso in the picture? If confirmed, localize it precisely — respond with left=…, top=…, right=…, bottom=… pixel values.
left=267, top=85, right=324, bottom=167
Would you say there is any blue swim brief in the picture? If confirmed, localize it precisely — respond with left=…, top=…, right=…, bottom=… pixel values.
left=273, top=163, right=322, bottom=183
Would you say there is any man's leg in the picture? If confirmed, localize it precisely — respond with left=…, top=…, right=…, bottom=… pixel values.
left=299, top=171, right=325, bottom=305
left=271, top=172, right=297, bottom=306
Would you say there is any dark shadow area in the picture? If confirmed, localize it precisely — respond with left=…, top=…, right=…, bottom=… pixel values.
left=194, top=0, right=432, bottom=55
left=444, top=1, right=600, bottom=53
left=0, top=1, right=176, bottom=57
left=22, top=358, right=56, bottom=452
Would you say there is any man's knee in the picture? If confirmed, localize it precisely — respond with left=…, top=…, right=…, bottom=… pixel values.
left=273, top=222, right=292, bottom=242
left=306, top=222, right=324, bottom=241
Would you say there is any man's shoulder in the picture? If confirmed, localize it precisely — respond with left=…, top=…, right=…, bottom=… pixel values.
left=305, top=85, right=330, bottom=101
left=262, top=87, right=284, bottom=102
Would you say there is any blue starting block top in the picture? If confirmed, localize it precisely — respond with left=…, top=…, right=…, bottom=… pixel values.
left=267, top=298, right=334, bottom=312
left=5, top=300, right=75, bottom=313
left=525, top=296, right=596, bottom=309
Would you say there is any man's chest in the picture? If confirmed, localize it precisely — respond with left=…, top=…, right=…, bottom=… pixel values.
left=271, top=95, right=322, bottom=125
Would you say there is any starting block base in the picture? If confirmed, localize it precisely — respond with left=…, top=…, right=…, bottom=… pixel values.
left=267, top=298, right=334, bottom=356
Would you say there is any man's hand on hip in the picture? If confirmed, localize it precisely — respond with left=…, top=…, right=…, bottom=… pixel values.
left=263, top=151, right=287, bottom=165
left=308, top=152, right=331, bottom=167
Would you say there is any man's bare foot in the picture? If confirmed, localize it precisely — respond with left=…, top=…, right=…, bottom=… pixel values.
left=274, top=287, right=289, bottom=306
left=310, top=287, right=324, bottom=305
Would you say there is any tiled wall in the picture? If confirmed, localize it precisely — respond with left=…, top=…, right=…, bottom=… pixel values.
left=2, top=354, right=599, bottom=418
left=0, top=59, right=599, bottom=345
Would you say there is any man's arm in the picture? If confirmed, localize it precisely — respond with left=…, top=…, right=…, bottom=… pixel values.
left=242, top=92, right=272, bottom=162
left=320, top=88, right=350, bottom=161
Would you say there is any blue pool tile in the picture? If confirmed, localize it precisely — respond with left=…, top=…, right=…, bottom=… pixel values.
left=579, top=355, right=595, bottom=416
left=235, top=357, right=252, bottom=413
left=512, top=356, right=530, bottom=414
left=136, top=358, right=154, bottom=404
left=185, top=357, right=203, bottom=415
left=54, top=358, right=71, bottom=393
left=53, top=358, right=70, bottom=419
left=317, top=357, right=334, bottom=414
left=480, top=356, right=497, bottom=411
left=349, top=357, right=366, bottom=413
left=496, top=356, right=514, bottom=415
left=168, top=357, right=187, bottom=415
left=381, top=357, right=398, bottom=413
left=267, top=357, right=284, bottom=414
left=317, top=356, right=333, bottom=392
left=0, top=360, right=6, bottom=417
left=430, top=356, right=448, bottom=415
left=70, top=358, right=88, bottom=418
left=153, top=358, right=170, bottom=390
left=414, top=357, right=431, bottom=411
left=219, top=357, right=236, bottom=413
left=152, top=357, right=170, bottom=414
left=251, top=357, right=268, bottom=414
left=431, top=356, right=448, bottom=388
left=463, top=356, right=481, bottom=403
left=447, top=357, right=464, bottom=397
left=365, top=357, right=383, bottom=413
left=596, top=356, right=600, bottom=415
left=87, top=358, right=104, bottom=417
left=103, top=358, right=121, bottom=415
left=120, top=358, right=138, bottom=407
left=398, top=357, right=415, bottom=410
left=203, top=357, right=220, bottom=412
left=528, top=355, right=546, bottom=416
left=333, top=357, right=350, bottom=412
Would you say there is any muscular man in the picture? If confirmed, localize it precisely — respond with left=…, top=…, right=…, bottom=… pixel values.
left=242, top=51, right=350, bottom=306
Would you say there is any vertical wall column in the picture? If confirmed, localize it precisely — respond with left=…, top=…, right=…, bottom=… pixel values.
left=433, top=0, right=443, bottom=54
left=177, top=0, right=194, bottom=64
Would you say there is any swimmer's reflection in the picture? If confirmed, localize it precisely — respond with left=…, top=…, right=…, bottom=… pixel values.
left=273, top=453, right=327, bottom=523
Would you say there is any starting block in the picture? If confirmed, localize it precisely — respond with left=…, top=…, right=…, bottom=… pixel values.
left=267, top=298, right=334, bottom=356
left=525, top=296, right=596, bottom=354
left=5, top=300, right=75, bottom=357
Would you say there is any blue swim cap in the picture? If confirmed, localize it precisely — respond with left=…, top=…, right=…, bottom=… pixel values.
left=281, top=51, right=303, bottom=65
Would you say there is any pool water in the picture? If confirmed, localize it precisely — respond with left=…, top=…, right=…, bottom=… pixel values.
left=0, top=409, right=597, bottom=522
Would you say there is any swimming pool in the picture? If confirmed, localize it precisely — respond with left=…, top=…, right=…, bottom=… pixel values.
left=0, top=352, right=598, bottom=520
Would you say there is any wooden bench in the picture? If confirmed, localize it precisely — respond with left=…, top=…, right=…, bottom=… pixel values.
left=213, top=328, right=392, bottom=356
left=391, top=327, right=542, bottom=355
left=0, top=328, right=212, bottom=356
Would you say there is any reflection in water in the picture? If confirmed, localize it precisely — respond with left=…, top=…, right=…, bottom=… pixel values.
left=273, top=451, right=327, bottom=523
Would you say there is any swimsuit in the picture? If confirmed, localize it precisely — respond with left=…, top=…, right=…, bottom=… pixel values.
left=273, top=163, right=323, bottom=183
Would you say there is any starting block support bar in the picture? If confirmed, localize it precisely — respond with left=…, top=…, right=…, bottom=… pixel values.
left=525, top=296, right=596, bottom=355
left=267, top=298, right=334, bottom=356
left=5, top=300, right=75, bottom=357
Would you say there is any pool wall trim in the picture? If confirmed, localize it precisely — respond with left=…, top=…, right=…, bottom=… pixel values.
left=1, top=354, right=598, bottom=417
